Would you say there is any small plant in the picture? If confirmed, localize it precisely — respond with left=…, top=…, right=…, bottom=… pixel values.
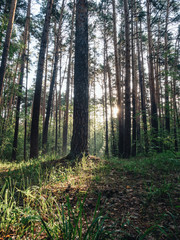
left=39, top=194, right=114, bottom=240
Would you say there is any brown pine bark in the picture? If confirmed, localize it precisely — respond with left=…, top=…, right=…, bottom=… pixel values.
left=146, top=0, right=158, bottom=148
left=42, top=0, right=64, bottom=152
left=112, top=0, right=123, bottom=156
left=42, top=36, right=49, bottom=126
left=107, top=56, right=116, bottom=156
left=12, top=0, right=31, bottom=160
left=62, top=0, right=75, bottom=155
left=123, top=0, right=131, bottom=158
left=103, top=29, right=109, bottom=157
left=136, top=18, right=149, bottom=153
left=164, top=0, right=170, bottom=133
left=30, top=0, right=53, bottom=158
left=70, top=0, right=88, bottom=158
left=93, top=43, right=96, bottom=156
left=24, top=35, right=30, bottom=161
left=0, top=0, right=17, bottom=100
left=131, top=0, right=138, bottom=156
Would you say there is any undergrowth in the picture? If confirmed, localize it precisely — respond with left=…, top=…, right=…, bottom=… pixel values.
left=0, top=152, right=179, bottom=239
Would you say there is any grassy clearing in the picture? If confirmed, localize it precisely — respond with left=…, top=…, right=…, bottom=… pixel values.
left=0, top=152, right=180, bottom=239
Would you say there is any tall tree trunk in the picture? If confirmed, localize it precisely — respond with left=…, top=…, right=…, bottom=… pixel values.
left=107, top=56, right=116, bottom=156
left=103, top=29, right=109, bottom=157
left=112, top=0, right=123, bottom=156
left=24, top=34, right=30, bottom=161
left=164, top=0, right=170, bottom=133
left=55, top=80, right=58, bottom=152
left=0, top=0, right=17, bottom=100
left=30, top=0, right=53, bottom=158
left=42, top=36, right=49, bottom=126
left=70, top=0, right=88, bottom=158
left=12, top=0, right=31, bottom=160
left=123, top=0, right=131, bottom=158
left=136, top=19, right=149, bottom=153
left=42, top=0, right=64, bottom=152
left=93, top=44, right=96, bottom=155
left=63, top=0, right=75, bottom=155
left=146, top=0, right=158, bottom=148
left=131, top=0, right=137, bottom=156
left=7, top=50, right=21, bottom=118
left=173, top=40, right=179, bottom=151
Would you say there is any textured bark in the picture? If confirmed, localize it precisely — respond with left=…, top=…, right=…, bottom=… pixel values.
left=63, top=0, right=75, bottom=155
left=7, top=50, right=21, bottom=118
left=164, top=0, right=170, bottom=133
left=107, top=57, right=116, bottom=156
left=12, top=0, right=31, bottom=160
left=123, top=0, right=131, bottom=158
left=42, top=0, right=64, bottom=152
left=30, top=0, right=53, bottom=158
left=103, top=30, right=109, bottom=157
left=42, top=37, right=49, bottom=126
left=55, top=82, right=58, bottom=152
left=70, top=0, right=88, bottom=158
left=155, top=22, right=162, bottom=127
left=112, top=0, right=123, bottom=156
left=24, top=36, right=30, bottom=161
left=136, top=19, right=149, bottom=153
left=173, top=40, right=179, bottom=151
left=146, top=0, right=158, bottom=146
left=131, top=0, right=137, bottom=157
left=93, top=44, right=96, bottom=155
left=0, top=0, right=17, bottom=100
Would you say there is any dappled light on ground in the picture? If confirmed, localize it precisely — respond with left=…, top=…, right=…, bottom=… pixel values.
left=0, top=153, right=180, bottom=239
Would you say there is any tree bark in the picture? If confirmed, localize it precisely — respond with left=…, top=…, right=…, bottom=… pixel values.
left=164, top=0, right=170, bottom=133
left=123, top=0, right=131, bottom=158
left=12, top=0, right=31, bottom=160
left=146, top=0, right=158, bottom=148
left=24, top=35, right=30, bottom=161
left=131, top=0, right=137, bottom=156
left=70, top=0, right=88, bottom=158
left=103, top=29, right=109, bottom=157
left=63, top=0, right=75, bottom=155
left=42, top=0, right=64, bottom=152
left=136, top=19, right=149, bottom=153
left=30, top=0, right=53, bottom=158
left=112, top=0, right=123, bottom=157
left=0, top=0, right=17, bottom=100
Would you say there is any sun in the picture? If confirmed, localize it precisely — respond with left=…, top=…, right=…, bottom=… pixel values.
left=113, top=106, right=119, bottom=117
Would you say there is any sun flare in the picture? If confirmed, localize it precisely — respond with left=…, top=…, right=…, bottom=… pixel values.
left=113, top=106, right=119, bottom=117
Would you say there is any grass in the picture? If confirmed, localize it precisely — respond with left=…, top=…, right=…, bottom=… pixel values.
left=0, top=151, right=180, bottom=239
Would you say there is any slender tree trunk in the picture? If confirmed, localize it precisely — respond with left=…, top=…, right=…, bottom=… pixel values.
left=131, top=0, right=137, bottom=156
left=7, top=50, right=21, bottom=118
left=112, top=0, right=123, bottom=156
left=55, top=80, right=58, bottom=152
left=24, top=34, right=30, bottom=161
left=123, top=0, right=131, bottom=158
left=63, top=0, right=75, bottom=155
left=42, top=37, right=49, bottom=126
left=12, top=0, right=31, bottom=160
left=173, top=40, right=179, bottom=151
left=93, top=44, right=96, bottom=155
left=42, top=1, right=64, bottom=152
left=0, top=0, right=17, bottom=100
left=70, top=0, right=88, bottom=158
left=146, top=0, right=158, bottom=148
left=136, top=19, right=149, bottom=153
left=103, top=29, right=109, bottom=157
left=107, top=56, right=116, bottom=156
left=30, top=0, right=53, bottom=158
left=164, top=0, right=170, bottom=133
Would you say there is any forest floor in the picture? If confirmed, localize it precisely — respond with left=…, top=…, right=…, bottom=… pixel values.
left=0, top=151, right=180, bottom=239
